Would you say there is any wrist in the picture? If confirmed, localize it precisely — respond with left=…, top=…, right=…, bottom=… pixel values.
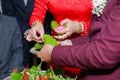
left=31, top=20, right=43, bottom=27
left=76, top=22, right=84, bottom=34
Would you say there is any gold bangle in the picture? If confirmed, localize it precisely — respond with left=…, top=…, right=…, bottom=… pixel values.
left=31, top=20, right=42, bottom=27
left=76, top=22, right=84, bottom=33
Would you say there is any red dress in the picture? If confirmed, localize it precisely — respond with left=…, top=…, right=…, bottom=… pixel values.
left=30, top=0, right=93, bottom=77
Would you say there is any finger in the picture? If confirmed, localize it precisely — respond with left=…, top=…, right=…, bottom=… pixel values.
left=36, top=27, right=44, bottom=42
left=30, top=29, right=41, bottom=40
left=26, top=30, right=42, bottom=42
left=24, top=29, right=29, bottom=35
left=59, top=19, right=70, bottom=25
left=55, top=28, right=68, bottom=35
left=39, top=30, right=44, bottom=42
left=24, top=32, right=30, bottom=39
left=28, top=34, right=42, bottom=42
left=56, top=32, right=71, bottom=40
left=36, top=51, right=45, bottom=62
left=26, top=35, right=32, bottom=42
left=54, top=35, right=67, bottom=40
left=36, top=51, right=42, bottom=58
left=24, top=29, right=30, bottom=37
left=54, top=33, right=68, bottom=40
left=32, top=38, right=43, bottom=43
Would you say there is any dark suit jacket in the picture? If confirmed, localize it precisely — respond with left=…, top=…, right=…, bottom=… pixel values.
left=1, top=0, right=53, bottom=35
left=52, top=0, right=120, bottom=80
left=1, top=0, right=53, bottom=67
left=1, top=0, right=35, bottom=34
left=0, top=15, right=23, bottom=80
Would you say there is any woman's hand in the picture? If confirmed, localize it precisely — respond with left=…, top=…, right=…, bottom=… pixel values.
left=54, top=19, right=84, bottom=40
left=36, top=44, right=54, bottom=62
left=24, top=22, right=44, bottom=42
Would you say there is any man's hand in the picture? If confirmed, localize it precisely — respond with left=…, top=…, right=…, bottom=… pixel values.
left=12, top=68, right=18, bottom=73
left=36, top=44, right=54, bottom=62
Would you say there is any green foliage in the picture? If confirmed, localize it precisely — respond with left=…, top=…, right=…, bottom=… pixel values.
left=51, top=20, right=58, bottom=30
left=34, top=34, right=58, bottom=51
left=34, top=43, right=43, bottom=50
left=34, top=20, right=59, bottom=52
left=44, top=34, right=58, bottom=46
left=10, top=72, right=23, bottom=80
left=10, top=62, right=77, bottom=80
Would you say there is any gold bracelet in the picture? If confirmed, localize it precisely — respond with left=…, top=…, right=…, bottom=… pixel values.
left=76, top=22, right=84, bottom=33
left=31, top=20, right=42, bottom=27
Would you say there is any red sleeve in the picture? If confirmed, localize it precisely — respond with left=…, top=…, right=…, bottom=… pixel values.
left=29, top=0, right=48, bottom=26
left=52, top=2, right=120, bottom=69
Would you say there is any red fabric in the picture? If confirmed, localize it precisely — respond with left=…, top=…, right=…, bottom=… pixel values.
left=62, top=67, right=81, bottom=78
left=30, top=0, right=93, bottom=34
left=30, top=0, right=93, bottom=77
left=49, top=62, right=80, bottom=78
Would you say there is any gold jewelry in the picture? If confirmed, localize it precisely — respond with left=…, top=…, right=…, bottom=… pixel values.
left=31, top=20, right=42, bottom=27
left=76, top=22, right=84, bottom=33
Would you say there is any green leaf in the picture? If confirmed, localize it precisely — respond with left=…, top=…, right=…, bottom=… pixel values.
left=44, top=34, right=58, bottom=46
left=51, top=21, right=58, bottom=30
left=34, top=34, right=58, bottom=52
left=34, top=43, right=44, bottom=50
left=10, top=72, right=23, bottom=80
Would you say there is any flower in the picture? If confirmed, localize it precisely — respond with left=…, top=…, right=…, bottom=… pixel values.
left=92, top=0, right=107, bottom=17
left=56, top=25, right=64, bottom=31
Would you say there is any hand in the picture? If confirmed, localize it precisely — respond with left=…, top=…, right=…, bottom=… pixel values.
left=12, top=68, right=18, bottom=73
left=24, top=22, right=44, bottom=42
left=54, top=19, right=83, bottom=40
left=58, top=39, right=72, bottom=46
left=24, top=29, right=33, bottom=42
left=36, top=44, right=54, bottom=62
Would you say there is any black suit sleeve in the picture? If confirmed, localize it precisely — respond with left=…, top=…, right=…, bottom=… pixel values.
left=1, top=0, right=14, bottom=16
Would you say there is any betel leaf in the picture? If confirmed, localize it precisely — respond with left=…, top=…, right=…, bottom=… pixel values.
left=34, top=34, right=58, bottom=51
left=33, top=20, right=59, bottom=52
left=34, top=43, right=44, bottom=50
left=51, top=20, right=66, bottom=30
left=44, top=34, right=58, bottom=46
left=51, top=20, right=58, bottom=30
